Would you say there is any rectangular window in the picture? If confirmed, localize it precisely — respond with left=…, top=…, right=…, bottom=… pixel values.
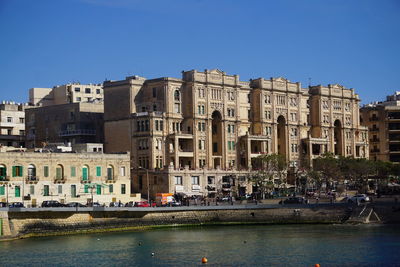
left=121, top=184, right=126, bottom=194
left=192, top=176, right=199, bottom=185
left=175, top=176, right=183, bottom=185
left=85, top=88, right=91, bottom=94
left=44, top=166, right=49, bottom=177
left=56, top=167, right=62, bottom=180
left=120, top=166, right=126, bottom=176
left=71, top=185, right=76, bottom=198
left=43, top=185, right=49, bottom=196
left=71, top=166, right=76, bottom=177
left=74, top=87, right=80, bottom=92
left=30, top=185, right=34, bottom=195
left=19, top=118, right=24, bottom=123
left=12, top=166, right=23, bottom=177
left=96, top=89, right=101, bottom=94
left=58, top=185, right=63, bottom=194
left=152, top=87, right=157, bottom=98
left=15, top=186, right=20, bottom=197
left=96, top=184, right=101, bottom=195
left=0, top=186, right=4, bottom=195
left=96, top=166, right=101, bottom=177
left=7, top=117, right=12, bottom=123
left=109, top=184, right=113, bottom=193
left=155, top=120, right=159, bottom=131
left=84, top=184, right=89, bottom=193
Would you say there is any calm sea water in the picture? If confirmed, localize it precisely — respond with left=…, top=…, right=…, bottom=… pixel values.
left=0, top=224, right=399, bottom=267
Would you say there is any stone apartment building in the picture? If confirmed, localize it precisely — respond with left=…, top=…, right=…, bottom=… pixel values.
left=0, top=102, right=30, bottom=148
left=360, top=91, right=400, bottom=163
left=25, top=102, right=104, bottom=148
left=0, top=151, right=136, bottom=206
left=29, top=83, right=103, bottom=106
left=103, top=69, right=369, bottom=199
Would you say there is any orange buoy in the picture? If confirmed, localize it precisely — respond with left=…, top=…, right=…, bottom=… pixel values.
left=201, top=257, right=208, bottom=264
left=315, top=264, right=320, bottom=267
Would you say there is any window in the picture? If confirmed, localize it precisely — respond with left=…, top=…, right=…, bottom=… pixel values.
left=96, top=89, right=101, bottom=94
left=109, top=184, right=113, bottom=193
left=107, top=166, right=113, bottom=180
left=265, top=110, right=271, bottom=120
left=121, top=184, right=126, bottom=194
left=12, top=166, right=23, bottom=177
left=71, top=185, right=76, bottom=198
left=192, top=176, right=199, bottom=185
left=30, top=185, right=34, bottom=195
left=174, top=103, right=181, bottom=113
left=43, top=185, right=49, bottom=196
left=120, top=166, right=126, bottom=176
left=85, top=88, right=91, bottom=94
left=153, top=105, right=157, bottom=111
left=174, top=90, right=180, bottom=101
left=277, top=95, right=285, bottom=105
left=82, top=166, right=89, bottom=181
left=96, top=166, right=101, bottom=177
left=175, top=176, right=183, bottom=185
left=74, top=87, right=80, bottom=92
left=227, top=108, right=235, bottom=117
left=291, top=128, right=298, bottom=137
left=58, top=185, right=63, bottom=194
left=96, top=184, right=101, bottom=195
left=265, top=94, right=271, bottom=104
left=265, top=126, right=272, bottom=136
left=7, top=117, right=12, bottom=123
left=152, top=88, right=157, bottom=98
left=71, top=166, right=76, bottom=177
left=44, top=166, right=49, bottom=177
left=56, top=165, right=64, bottom=180
left=0, top=186, right=4, bottom=196
left=227, top=124, right=235, bottom=134
left=15, top=186, right=21, bottom=197
left=19, top=117, right=24, bottom=123
left=198, top=139, right=205, bottom=150
left=290, top=113, right=297, bottom=122
left=76, top=97, right=81, bottom=102
left=198, top=105, right=205, bottom=115
left=208, top=176, right=215, bottom=184
left=247, top=94, right=251, bottom=103
left=84, top=184, right=89, bottom=193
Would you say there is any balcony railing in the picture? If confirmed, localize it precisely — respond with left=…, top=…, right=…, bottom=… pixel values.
left=59, top=129, right=96, bottom=137
left=26, top=176, right=39, bottom=182
left=0, top=176, right=10, bottom=182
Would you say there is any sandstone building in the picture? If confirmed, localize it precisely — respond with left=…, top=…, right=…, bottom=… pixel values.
left=29, top=83, right=103, bottom=107
left=0, top=102, right=30, bottom=148
left=103, top=69, right=369, bottom=199
left=360, top=91, right=400, bottom=163
left=0, top=151, right=136, bottom=206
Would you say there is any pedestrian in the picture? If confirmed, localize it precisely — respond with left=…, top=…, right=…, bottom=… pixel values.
left=316, top=197, right=319, bottom=204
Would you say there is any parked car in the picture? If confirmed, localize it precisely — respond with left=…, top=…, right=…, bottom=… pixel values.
left=90, top=202, right=103, bottom=207
left=134, top=201, right=156, bottom=207
left=66, top=202, right=87, bottom=207
left=110, top=201, right=124, bottom=207
left=348, top=194, right=370, bottom=203
left=9, top=202, right=24, bottom=208
left=0, top=202, right=8, bottom=207
left=279, top=197, right=307, bottom=204
left=41, top=200, right=65, bottom=207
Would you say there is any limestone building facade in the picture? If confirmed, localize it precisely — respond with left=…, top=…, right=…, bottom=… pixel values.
left=360, top=92, right=400, bottom=163
left=103, top=69, right=369, bottom=199
left=0, top=151, right=136, bottom=206
left=0, top=102, right=30, bottom=148
left=29, top=83, right=103, bottom=107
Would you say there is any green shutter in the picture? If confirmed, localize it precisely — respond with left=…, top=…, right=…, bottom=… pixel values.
left=96, top=185, right=101, bottom=195
left=20, top=166, right=23, bottom=177
left=56, top=168, right=62, bottom=179
left=44, top=166, right=49, bottom=177
left=15, top=186, right=20, bottom=197
left=71, top=167, right=76, bottom=177
left=109, top=184, right=113, bottom=193
left=12, top=166, right=16, bottom=177
left=96, top=166, right=101, bottom=177
left=0, top=186, right=4, bottom=195
left=82, top=168, right=88, bottom=180
left=84, top=184, right=89, bottom=193
left=71, top=185, right=76, bottom=197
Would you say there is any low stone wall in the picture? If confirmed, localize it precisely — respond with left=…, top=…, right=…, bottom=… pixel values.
left=1, top=203, right=399, bottom=240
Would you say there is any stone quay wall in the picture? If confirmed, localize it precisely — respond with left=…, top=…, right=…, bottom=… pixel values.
left=0, top=203, right=399, bottom=240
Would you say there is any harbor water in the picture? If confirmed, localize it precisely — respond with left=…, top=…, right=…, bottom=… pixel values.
left=1, top=224, right=399, bottom=266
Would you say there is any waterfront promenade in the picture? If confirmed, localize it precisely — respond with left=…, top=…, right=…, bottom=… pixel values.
left=0, top=198, right=399, bottom=241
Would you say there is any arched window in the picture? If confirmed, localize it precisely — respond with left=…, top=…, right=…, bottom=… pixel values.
left=56, top=164, right=64, bottom=180
left=107, top=165, right=114, bottom=180
left=174, top=90, right=180, bottom=101
left=28, top=164, right=36, bottom=180
left=0, top=164, right=6, bottom=181
left=82, top=165, right=89, bottom=181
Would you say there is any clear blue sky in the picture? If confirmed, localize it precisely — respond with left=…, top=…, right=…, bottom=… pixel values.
left=0, top=0, right=399, bottom=104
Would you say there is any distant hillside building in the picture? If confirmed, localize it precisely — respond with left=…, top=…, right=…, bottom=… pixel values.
left=0, top=102, right=30, bottom=148
left=360, top=91, right=400, bottom=163
left=29, top=83, right=103, bottom=107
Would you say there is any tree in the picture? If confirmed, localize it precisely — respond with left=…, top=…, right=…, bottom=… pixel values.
left=249, top=154, right=287, bottom=199
left=313, top=153, right=342, bottom=191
